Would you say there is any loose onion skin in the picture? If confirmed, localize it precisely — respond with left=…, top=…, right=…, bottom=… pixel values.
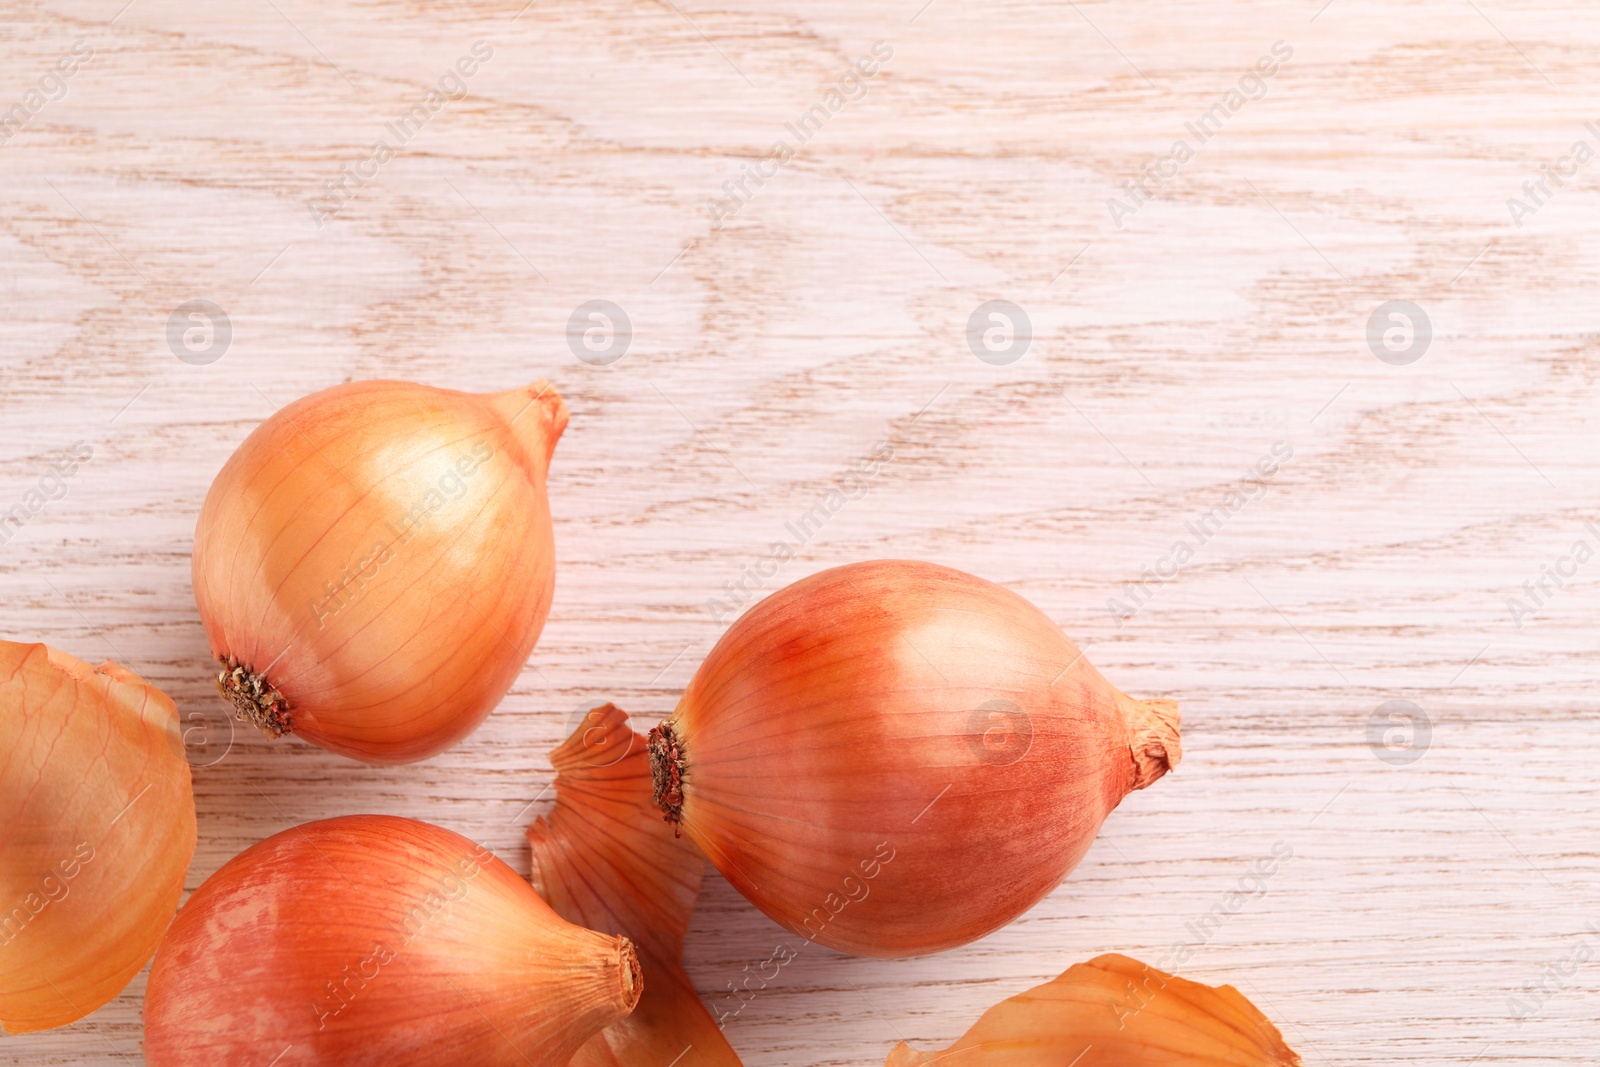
left=0, top=641, right=196, bottom=1034
left=192, top=379, right=567, bottom=764
left=144, top=815, right=640, bottom=1067
left=884, top=954, right=1300, bottom=1066
left=648, top=560, right=1181, bottom=958
left=528, top=704, right=742, bottom=1067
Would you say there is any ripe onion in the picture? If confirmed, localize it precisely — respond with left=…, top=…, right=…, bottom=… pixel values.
left=0, top=641, right=195, bottom=1033
left=528, top=703, right=742, bottom=1067
left=192, top=378, right=567, bottom=764
left=884, top=954, right=1300, bottom=1066
left=647, top=559, right=1181, bottom=957
left=144, top=815, right=640, bottom=1066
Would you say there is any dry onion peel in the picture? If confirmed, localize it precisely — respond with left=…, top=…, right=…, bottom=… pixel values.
left=648, top=559, right=1181, bottom=957
left=192, top=378, right=568, bottom=764
left=0, top=640, right=196, bottom=1033
left=528, top=703, right=742, bottom=1067
left=884, top=953, right=1300, bottom=1066
left=144, top=814, right=639, bottom=1066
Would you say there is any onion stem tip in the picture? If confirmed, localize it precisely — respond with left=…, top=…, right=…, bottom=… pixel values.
left=618, top=938, right=643, bottom=1010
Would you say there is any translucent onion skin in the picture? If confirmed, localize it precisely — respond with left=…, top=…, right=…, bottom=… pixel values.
left=144, top=815, right=640, bottom=1067
left=192, top=379, right=567, bottom=764
left=528, top=704, right=742, bottom=1067
left=648, top=560, right=1181, bottom=958
left=0, top=641, right=196, bottom=1034
left=883, top=954, right=1300, bottom=1066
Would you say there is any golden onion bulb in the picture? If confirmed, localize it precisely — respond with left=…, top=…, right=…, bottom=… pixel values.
left=191, top=379, right=567, bottom=764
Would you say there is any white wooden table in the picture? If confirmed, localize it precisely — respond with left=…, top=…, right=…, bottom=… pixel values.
left=3, top=0, right=1598, bottom=1062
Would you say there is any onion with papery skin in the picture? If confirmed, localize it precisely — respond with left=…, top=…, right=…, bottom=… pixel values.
left=192, top=378, right=567, bottom=764
left=528, top=704, right=742, bottom=1067
left=144, top=814, right=639, bottom=1067
left=884, top=954, right=1300, bottom=1066
left=647, top=559, right=1181, bottom=958
left=0, top=641, right=195, bottom=1033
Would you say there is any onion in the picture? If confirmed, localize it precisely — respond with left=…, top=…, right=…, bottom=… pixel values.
left=884, top=954, right=1300, bottom=1066
left=0, top=641, right=196, bottom=1033
left=647, top=559, right=1181, bottom=957
left=144, top=814, right=640, bottom=1066
left=528, top=703, right=741, bottom=1066
left=192, top=378, right=567, bottom=764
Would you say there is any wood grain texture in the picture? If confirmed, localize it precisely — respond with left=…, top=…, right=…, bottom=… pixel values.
left=2, top=0, right=1597, bottom=1062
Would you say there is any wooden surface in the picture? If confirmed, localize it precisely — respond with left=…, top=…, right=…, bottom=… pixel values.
left=3, top=0, right=1598, bottom=1062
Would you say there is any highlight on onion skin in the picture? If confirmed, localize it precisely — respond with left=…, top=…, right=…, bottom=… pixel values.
left=884, top=954, right=1300, bottom=1066
left=528, top=703, right=742, bottom=1067
left=191, top=378, right=568, bottom=765
left=0, top=640, right=196, bottom=1034
left=648, top=559, right=1181, bottom=958
left=144, top=815, right=639, bottom=1067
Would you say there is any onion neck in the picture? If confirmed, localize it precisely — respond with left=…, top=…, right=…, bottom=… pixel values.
left=565, top=934, right=643, bottom=1038
left=216, top=657, right=291, bottom=737
left=485, top=381, right=568, bottom=481
left=645, top=722, right=686, bottom=836
left=1119, top=696, right=1181, bottom=791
